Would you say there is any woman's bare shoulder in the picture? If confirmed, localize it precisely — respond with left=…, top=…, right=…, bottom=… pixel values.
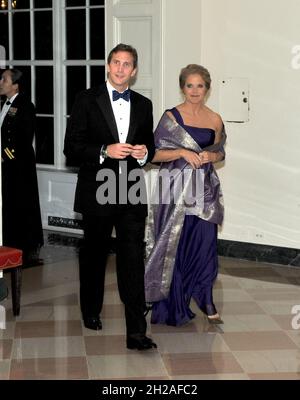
left=165, top=106, right=181, bottom=122
left=205, top=107, right=223, bottom=132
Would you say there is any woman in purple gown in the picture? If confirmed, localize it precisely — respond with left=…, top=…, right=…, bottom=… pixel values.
left=145, top=64, right=226, bottom=326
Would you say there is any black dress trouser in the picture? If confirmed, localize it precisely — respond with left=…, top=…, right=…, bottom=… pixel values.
left=79, top=208, right=147, bottom=336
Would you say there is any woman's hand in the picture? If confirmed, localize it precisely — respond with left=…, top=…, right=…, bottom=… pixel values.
left=180, top=149, right=202, bottom=169
left=199, top=151, right=220, bottom=164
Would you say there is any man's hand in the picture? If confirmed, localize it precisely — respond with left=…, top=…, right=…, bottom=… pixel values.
left=107, top=143, right=134, bottom=159
left=131, top=144, right=147, bottom=160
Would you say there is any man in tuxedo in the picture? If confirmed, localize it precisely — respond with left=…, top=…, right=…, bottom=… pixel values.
left=0, top=68, right=44, bottom=265
left=64, top=44, right=156, bottom=350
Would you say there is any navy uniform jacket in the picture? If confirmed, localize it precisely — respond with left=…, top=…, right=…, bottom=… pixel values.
left=1, top=93, right=43, bottom=251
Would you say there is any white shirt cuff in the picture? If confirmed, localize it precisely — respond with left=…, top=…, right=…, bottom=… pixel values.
left=137, top=149, right=148, bottom=166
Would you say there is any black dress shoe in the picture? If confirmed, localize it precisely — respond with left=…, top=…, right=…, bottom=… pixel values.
left=83, top=316, right=102, bottom=330
left=127, top=334, right=157, bottom=350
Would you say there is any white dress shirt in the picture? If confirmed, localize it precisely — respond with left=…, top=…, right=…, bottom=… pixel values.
left=0, top=93, right=18, bottom=128
left=106, top=80, right=130, bottom=143
left=103, top=81, right=147, bottom=166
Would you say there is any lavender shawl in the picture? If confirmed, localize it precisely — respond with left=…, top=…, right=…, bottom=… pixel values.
left=144, top=112, right=226, bottom=302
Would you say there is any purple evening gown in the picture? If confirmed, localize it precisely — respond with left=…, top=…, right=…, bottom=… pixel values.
left=151, top=108, right=219, bottom=326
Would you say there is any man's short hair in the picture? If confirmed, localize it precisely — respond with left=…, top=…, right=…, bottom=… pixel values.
left=107, top=44, right=138, bottom=69
left=4, top=68, right=23, bottom=86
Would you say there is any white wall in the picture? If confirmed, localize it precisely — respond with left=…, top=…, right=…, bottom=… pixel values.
left=161, top=0, right=202, bottom=113
left=162, top=0, right=300, bottom=249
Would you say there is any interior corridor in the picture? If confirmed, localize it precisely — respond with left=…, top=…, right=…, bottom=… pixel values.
left=1, top=232, right=300, bottom=380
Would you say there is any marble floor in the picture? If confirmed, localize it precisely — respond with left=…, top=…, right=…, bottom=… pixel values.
left=1, top=235, right=300, bottom=380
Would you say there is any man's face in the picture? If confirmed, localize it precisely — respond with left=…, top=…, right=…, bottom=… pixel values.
left=107, top=51, right=137, bottom=92
left=0, top=70, right=17, bottom=98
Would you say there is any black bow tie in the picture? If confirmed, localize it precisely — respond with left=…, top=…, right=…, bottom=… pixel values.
left=6, top=100, right=11, bottom=105
left=112, top=89, right=130, bottom=102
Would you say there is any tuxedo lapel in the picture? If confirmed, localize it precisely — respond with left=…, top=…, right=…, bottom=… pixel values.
left=95, top=86, right=119, bottom=142
left=126, top=91, right=138, bottom=144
